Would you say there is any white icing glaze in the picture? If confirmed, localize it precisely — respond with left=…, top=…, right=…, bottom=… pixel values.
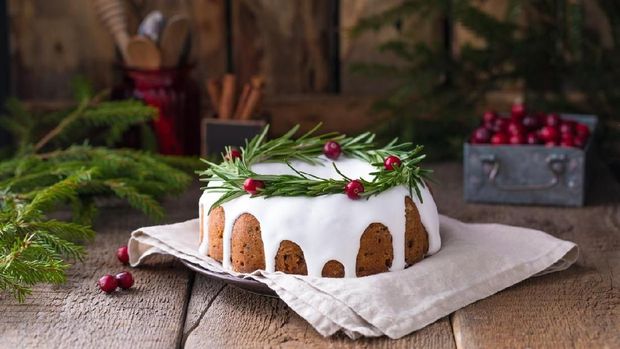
left=198, top=156, right=440, bottom=277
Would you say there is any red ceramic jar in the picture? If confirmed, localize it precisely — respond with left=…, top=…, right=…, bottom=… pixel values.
left=121, top=66, right=200, bottom=155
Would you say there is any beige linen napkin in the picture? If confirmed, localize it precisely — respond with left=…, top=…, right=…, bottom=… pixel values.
left=128, top=215, right=577, bottom=339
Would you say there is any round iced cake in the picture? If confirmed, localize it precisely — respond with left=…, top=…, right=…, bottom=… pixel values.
left=198, top=156, right=440, bottom=277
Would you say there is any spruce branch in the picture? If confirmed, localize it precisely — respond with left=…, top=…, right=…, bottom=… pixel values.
left=0, top=81, right=195, bottom=301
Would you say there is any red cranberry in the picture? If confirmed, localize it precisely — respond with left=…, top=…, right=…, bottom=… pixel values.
left=574, top=135, right=588, bottom=148
left=511, top=103, right=526, bottom=120
left=115, top=271, right=134, bottom=290
left=545, top=140, right=559, bottom=147
left=545, top=113, right=561, bottom=127
left=539, top=126, right=559, bottom=142
left=492, top=118, right=509, bottom=133
left=243, top=178, right=265, bottom=195
left=117, top=246, right=129, bottom=265
left=575, top=123, right=590, bottom=138
left=226, top=148, right=241, bottom=161
left=509, top=133, right=525, bottom=145
left=471, top=127, right=491, bottom=144
left=507, top=121, right=525, bottom=136
left=526, top=132, right=542, bottom=145
left=521, top=115, right=539, bottom=130
left=323, top=141, right=342, bottom=160
left=98, top=274, right=118, bottom=294
left=560, top=137, right=575, bottom=148
left=559, top=120, right=576, bottom=135
left=344, top=180, right=364, bottom=200
left=383, top=156, right=402, bottom=171
left=490, top=133, right=509, bottom=145
left=482, top=110, right=498, bottom=124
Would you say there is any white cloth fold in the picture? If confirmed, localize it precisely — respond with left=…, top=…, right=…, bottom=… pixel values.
left=128, top=214, right=577, bottom=339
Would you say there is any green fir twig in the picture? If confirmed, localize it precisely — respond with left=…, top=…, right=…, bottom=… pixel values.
left=0, top=78, right=195, bottom=301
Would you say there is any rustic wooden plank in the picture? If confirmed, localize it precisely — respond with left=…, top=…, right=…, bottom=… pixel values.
left=263, top=94, right=382, bottom=136
left=429, top=162, right=620, bottom=349
left=0, top=183, right=202, bottom=348
left=8, top=0, right=117, bottom=99
left=183, top=276, right=456, bottom=348
left=339, top=0, right=442, bottom=94
left=231, top=0, right=336, bottom=93
left=187, top=0, right=228, bottom=81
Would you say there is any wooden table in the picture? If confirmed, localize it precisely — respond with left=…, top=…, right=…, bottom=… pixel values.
left=1, top=162, right=618, bottom=348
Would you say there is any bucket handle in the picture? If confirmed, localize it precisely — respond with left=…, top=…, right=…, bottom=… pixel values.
left=480, top=154, right=567, bottom=191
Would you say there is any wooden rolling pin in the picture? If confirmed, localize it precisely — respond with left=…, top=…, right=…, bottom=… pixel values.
left=92, top=0, right=130, bottom=61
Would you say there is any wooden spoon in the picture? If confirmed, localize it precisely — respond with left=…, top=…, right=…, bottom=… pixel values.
left=92, top=0, right=130, bottom=61
left=126, top=36, right=161, bottom=70
left=159, top=14, right=190, bottom=68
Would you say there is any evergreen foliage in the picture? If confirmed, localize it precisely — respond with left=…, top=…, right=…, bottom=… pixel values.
left=0, top=79, right=197, bottom=301
left=351, top=0, right=620, bottom=160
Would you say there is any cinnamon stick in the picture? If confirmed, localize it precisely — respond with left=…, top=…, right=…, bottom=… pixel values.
left=250, top=75, right=265, bottom=89
left=218, top=74, right=236, bottom=120
left=240, top=86, right=263, bottom=120
left=206, top=78, right=221, bottom=111
left=233, top=83, right=251, bottom=119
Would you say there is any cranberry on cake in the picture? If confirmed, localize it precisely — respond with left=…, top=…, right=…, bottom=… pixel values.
left=198, top=125, right=440, bottom=278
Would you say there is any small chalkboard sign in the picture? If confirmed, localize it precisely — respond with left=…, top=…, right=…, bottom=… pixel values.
left=201, top=118, right=267, bottom=157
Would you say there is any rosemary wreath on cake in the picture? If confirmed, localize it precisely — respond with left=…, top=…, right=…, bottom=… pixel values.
left=199, top=124, right=431, bottom=211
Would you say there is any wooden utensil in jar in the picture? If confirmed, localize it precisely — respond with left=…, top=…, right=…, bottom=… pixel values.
left=126, top=36, right=161, bottom=69
left=159, top=14, right=190, bottom=68
left=92, top=0, right=130, bottom=61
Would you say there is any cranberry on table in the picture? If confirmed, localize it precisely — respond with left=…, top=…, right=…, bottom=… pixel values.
left=471, top=127, right=491, bottom=144
left=323, top=141, right=342, bottom=160
left=526, top=132, right=542, bottom=145
left=545, top=113, right=561, bottom=127
left=243, top=178, right=265, bottom=195
left=539, top=126, right=559, bottom=142
left=383, top=155, right=402, bottom=171
left=490, top=133, right=509, bottom=145
left=117, top=246, right=129, bottom=265
left=344, top=180, right=364, bottom=200
left=98, top=274, right=118, bottom=294
left=511, top=103, right=526, bottom=120
left=115, top=271, right=134, bottom=290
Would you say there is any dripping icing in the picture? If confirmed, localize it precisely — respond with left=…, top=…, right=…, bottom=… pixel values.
left=198, top=156, right=440, bottom=277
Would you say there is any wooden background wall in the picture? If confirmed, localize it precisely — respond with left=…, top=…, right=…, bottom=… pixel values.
left=6, top=0, right=612, bottom=135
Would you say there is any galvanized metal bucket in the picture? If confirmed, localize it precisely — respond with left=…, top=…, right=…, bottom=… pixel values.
left=463, top=114, right=598, bottom=207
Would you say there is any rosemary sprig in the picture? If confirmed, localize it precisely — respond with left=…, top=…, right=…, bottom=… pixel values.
left=199, top=124, right=431, bottom=211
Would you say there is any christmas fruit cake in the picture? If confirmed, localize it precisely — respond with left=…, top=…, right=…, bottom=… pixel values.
left=198, top=125, right=441, bottom=278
